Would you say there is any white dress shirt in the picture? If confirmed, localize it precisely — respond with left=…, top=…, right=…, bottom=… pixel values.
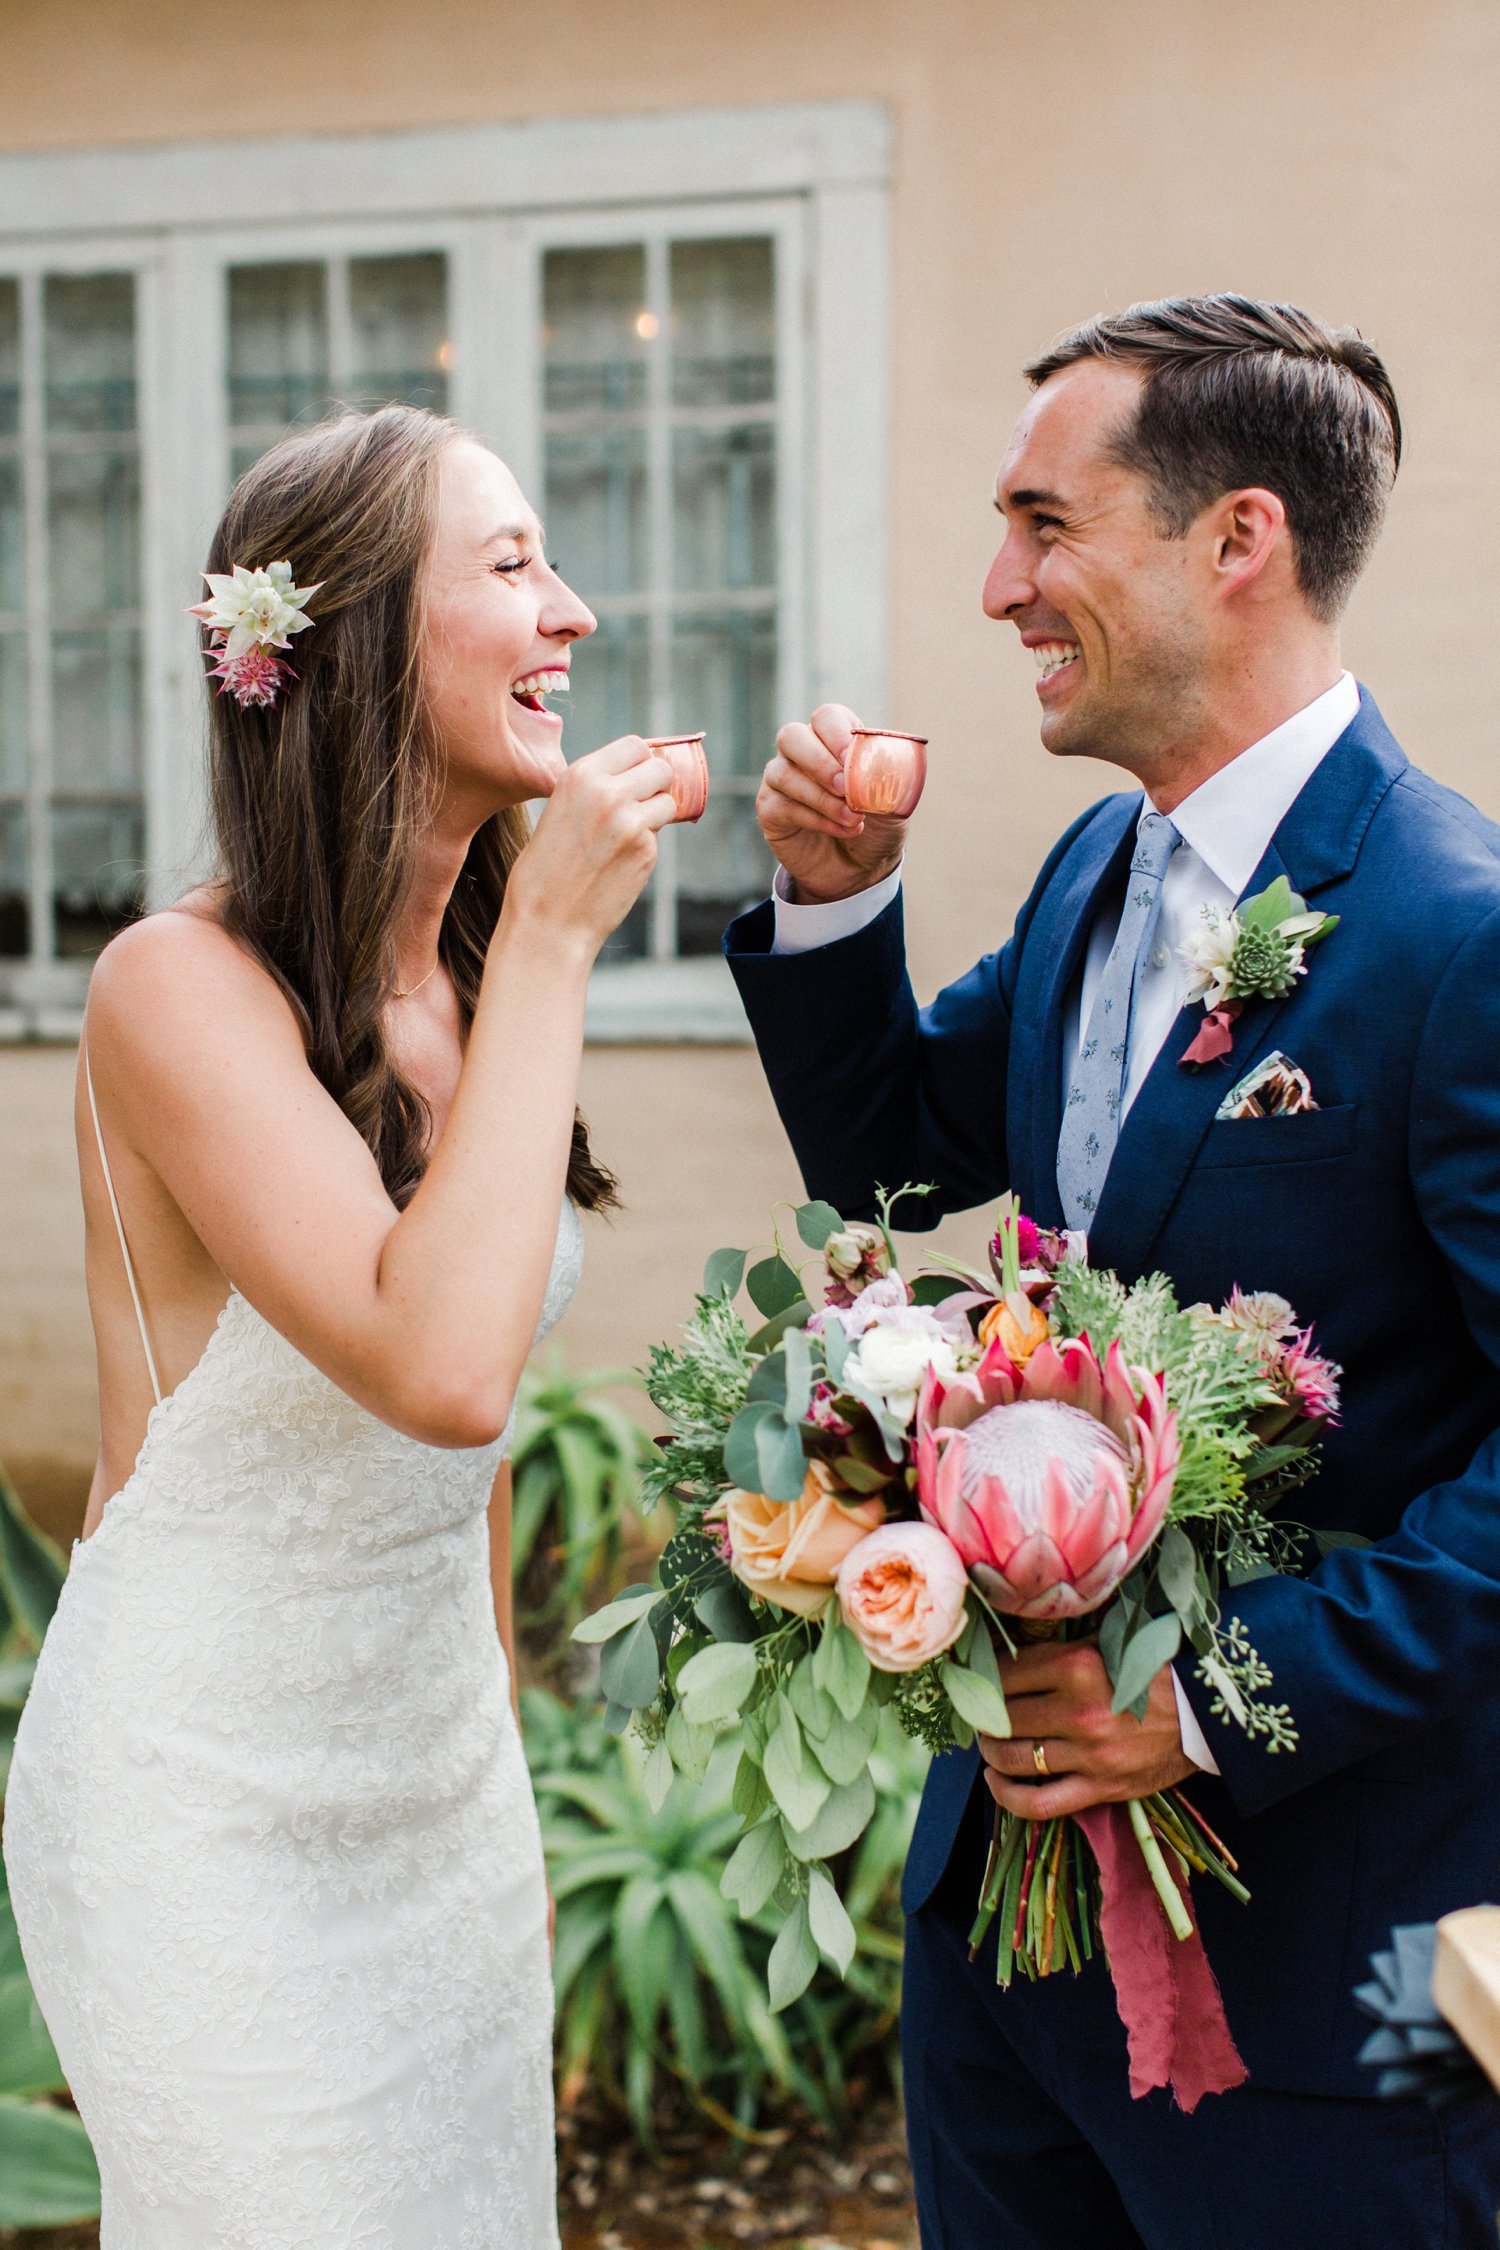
left=769, top=672, right=1360, bottom=1768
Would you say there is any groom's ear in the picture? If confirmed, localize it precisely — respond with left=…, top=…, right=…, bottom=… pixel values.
left=1206, top=486, right=1290, bottom=604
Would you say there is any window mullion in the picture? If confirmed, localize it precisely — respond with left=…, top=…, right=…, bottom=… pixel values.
left=326, top=256, right=354, bottom=403
left=644, top=233, right=675, bottom=964
left=19, top=270, right=54, bottom=970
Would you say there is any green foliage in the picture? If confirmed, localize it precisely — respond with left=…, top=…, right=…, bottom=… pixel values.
left=509, top=1353, right=655, bottom=1660
left=0, top=1470, right=101, bottom=2227
left=524, top=1685, right=921, bottom=2145
left=641, top=1290, right=756, bottom=1512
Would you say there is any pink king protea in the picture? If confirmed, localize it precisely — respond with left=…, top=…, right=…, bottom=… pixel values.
left=915, top=1333, right=1179, bottom=1620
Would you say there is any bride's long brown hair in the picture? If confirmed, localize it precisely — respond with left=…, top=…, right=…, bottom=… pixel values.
left=201, top=404, right=617, bottom=1212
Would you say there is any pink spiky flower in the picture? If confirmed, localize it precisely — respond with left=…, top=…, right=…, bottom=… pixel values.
left=208, top=644, right=297, bottom=709
left=915, top=1332, right=1179, bottom=1620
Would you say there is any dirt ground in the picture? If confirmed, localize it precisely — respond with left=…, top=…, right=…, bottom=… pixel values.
left=1, top=2102, right=919, bottom=2250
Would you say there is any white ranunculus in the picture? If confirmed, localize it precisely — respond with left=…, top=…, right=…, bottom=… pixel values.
left=843, top=1311, right=960, bottom=1426
left=1178, top=908, right=1239, bottom=1009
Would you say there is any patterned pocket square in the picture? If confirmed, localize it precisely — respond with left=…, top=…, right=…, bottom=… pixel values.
left=1215, top=1051, right=1319, bottom=1121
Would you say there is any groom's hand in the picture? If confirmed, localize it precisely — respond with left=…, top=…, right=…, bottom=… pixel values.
left=978, top=1639, right=1196, bottom=1819
left=756, top=702, right=909, bottom=905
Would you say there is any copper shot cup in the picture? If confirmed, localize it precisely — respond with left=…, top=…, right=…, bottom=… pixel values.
left=646, top=734, right=710, bottom=824
left=843, top=728, right=929, bottom=819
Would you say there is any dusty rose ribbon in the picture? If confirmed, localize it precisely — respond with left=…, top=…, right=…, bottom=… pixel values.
left=1076, top=1802, right=1248, bottom=2112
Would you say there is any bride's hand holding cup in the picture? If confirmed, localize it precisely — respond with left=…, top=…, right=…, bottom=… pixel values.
left=755, top=701, right=925, bottom=905
left=504, top=735, right=677, bottom=958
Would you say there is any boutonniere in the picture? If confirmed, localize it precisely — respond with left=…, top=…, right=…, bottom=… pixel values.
left=1178, top=875, right=1338, bottom=1067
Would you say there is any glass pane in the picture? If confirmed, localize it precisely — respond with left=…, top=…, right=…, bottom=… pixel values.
left=52, top=800, right=144, bottom=957
left=674, top=797, right=772, bottom=956
left=669, top=610, right=777, bottom=776
left=0, top=634, right=27, bottom=793
left=567, top=611, right=648, bottom=761
left=545, top=430, right=647, bottom=597
left=350, top=253, right=449, bottom=412
left=670, top=239, right=775, bottom=408
left=0, top=457, right=22, bottom=614
left=47, top=448, right=140, bottom=615
left=0, top=280, right=18, bottom=438
left=673, top=424, right=775, bottom=593
left=228, top=263, right=330, bottom=429
left=51, top=630, right=141, bottom=790
left=44, top=273, right=137, bottom=433
left=0, top=803, right=27, bottom=958
left=543, top=246, right=649, bottom=414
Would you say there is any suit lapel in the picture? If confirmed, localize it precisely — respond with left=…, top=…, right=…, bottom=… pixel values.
left=1008, top=793, right=1140, bottom=1225
left=1083, top=693, right=1408, bottom=1280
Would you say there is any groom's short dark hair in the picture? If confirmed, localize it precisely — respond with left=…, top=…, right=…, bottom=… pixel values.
left=1026, top=294, right=1401, bottom=621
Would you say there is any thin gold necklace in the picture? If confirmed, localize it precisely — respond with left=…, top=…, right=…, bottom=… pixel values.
left=393, top=960, right=440, bottom=1001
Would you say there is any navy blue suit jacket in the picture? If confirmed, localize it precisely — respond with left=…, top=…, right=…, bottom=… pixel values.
left=726, top=694, right=1500, bottom=2094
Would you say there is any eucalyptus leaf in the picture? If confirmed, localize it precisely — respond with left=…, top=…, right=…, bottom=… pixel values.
left=1109, top=1611, right=1183, bottom=1717
left=767, top=1897, right=818, bottom=2013
left=747, top=1255, right=805, bottom=1320
left=940, top=1661, right=1010, bottom=1737
left=599, top=1608, right=667, bottom=1711
left=721, top=1820, right=786, bottom=1917
left=694, top=1580, right=758, bottom=1644
left=602, top=1699, right=634, bottom=1737
left=1312, top=1526, right=1374, bottom=1556
left=754, top=1414, right=808, bottom=1504
left=763, top=1704, right=830, bottom=1833
left=813, top=1617, right=872, bottom=1722
left=677, top=1640, right=759, bottom=1727
left=782, top=1326, right=814, bottom=1427
left=806, top=1865, right=857, bottom=1978
left=732, top=1748, right=771, bottom=1823
left=829, top=1453, right=890, bottom=1495
left=1157, top=1524, right=1199, bottom=1619
left=723, top=1402, right=780, bottom=1492
left=745, top=1353, right=789, bottom=1407
left=571, top=1585, right=660, bottom=1645
left=910, top=1275, right=968, bottom=1309
left=786, top=1656, right=837, bottom=1742
left=703, top=1246, right=748, bottom=1300
left=822, top=1320, right=850, bottom=1384
left=808, top=1696, right=880, bottom=1786
left=643, top=1739, right=674, bottom=1814
left=747, top=1299, right=815, bottom=1353
left=783, top=1770, right=877, bottom=1863
left=665, top=1706, right=715, bottom=1782
left=1098, top=1597, right=1131, bottom=1688
left=795, top=1200, right=843, bottom=1250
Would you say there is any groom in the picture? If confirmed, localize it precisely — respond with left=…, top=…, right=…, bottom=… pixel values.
left=725, top=296, right=1500, bottom=2246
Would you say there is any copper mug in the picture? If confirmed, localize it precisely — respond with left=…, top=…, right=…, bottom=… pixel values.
left=844, top=728, right=928, bottom=819
left=647, top=734, right=709, bottom=824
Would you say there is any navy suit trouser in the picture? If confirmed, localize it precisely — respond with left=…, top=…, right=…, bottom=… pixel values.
left=901, top=1782, right=1500, bottom=2250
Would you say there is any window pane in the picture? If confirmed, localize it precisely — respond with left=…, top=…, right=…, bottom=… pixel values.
left=670, top=239, right=775, bottom=408
left=0, top=635, right=26, bottom=793
left=0, top=457, right=21, bottom=615
left=45, top=273, right=136, bottom=433
left=0, top=281, right=18, bottom=438
left=545, top=430, right=648, bottom=596
left=349, top=253, right=449, bottom=411
left=228, top=263, right=330, bottom=429
left=673, top=795, right=772, bottom=956
left=670, top=611, right=776, bottom=775
left=52, top=802, right=144, bottom=957
left=544, top=246, right=649, bottom=414
left=0, top=803, right=27, bottom=958
left=673, top=424, right=775, bottom=593
left=47, top=449, right=140, bottom=615
left=567, top=611, right=648, bottom=763
left=51, top=630, right=141, bottom=791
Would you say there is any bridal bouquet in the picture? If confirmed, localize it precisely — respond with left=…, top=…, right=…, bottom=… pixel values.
left=576, top=1190, right=1340, bottom=2102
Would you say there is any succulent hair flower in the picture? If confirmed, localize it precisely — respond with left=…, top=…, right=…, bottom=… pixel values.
left=189, top=560, right=322, bottom=710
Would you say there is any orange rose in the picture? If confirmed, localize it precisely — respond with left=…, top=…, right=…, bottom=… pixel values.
left=725, top=1462, right=886, bottom=1616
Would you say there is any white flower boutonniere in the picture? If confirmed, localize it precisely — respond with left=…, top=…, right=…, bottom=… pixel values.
left=1178, top=875, right=1338, bottom=1066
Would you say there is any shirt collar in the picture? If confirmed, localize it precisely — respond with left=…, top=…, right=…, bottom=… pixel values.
left=1147, top=672, right=1360, bottom=898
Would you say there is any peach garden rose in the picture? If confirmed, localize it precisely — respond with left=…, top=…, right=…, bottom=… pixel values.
left=724, top=1463, right=885, bottom=1617
left=834, top=1519, right=969, bottom=1672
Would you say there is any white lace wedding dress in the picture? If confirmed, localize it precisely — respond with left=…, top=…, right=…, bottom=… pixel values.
left=4, top=1111, right=580, bottom=2249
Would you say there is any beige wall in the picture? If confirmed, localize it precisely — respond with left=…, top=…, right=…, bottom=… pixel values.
left=5, top=0, right=1500, bottom=1527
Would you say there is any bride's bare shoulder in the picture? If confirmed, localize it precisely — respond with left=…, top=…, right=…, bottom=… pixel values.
left=88, top=892, right=304, bottom=1059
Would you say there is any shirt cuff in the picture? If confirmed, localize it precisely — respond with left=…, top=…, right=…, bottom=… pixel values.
left=1172, top=1665, right=1220, bottom=1775
left=770, top=862, right=903, bottom=956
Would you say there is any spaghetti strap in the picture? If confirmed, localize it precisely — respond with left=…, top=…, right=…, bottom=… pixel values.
left=84, top=1042, right=164, bottom=1408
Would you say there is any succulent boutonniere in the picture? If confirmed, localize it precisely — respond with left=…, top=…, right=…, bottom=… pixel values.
left=1178, top=875, right=1338, bottom=1067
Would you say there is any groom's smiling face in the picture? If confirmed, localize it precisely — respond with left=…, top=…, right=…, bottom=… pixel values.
left=984, top=359, right=1212, bottom=771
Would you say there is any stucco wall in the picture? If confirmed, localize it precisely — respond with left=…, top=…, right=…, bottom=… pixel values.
left=4, top=0, right=1499, bottom=1527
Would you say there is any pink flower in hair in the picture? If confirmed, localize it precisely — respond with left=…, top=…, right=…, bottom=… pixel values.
left=189, top=560, right=320, bottom=711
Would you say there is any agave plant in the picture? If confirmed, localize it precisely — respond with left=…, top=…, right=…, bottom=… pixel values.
left=523, top=1686, right=919, bottom=2145
left=510, top=1354, right=656, bottom=1657
left=0, top=1468, right=101, bottom=2227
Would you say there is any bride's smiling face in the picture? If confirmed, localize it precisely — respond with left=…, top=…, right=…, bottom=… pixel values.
left=419, top=438, right=596, bottom=809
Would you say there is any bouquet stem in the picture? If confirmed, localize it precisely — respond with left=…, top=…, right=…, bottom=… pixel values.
left=1128, top=1797, right=1195, bottom=1941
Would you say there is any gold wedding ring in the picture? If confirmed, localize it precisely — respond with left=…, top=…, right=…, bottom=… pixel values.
left=1031, top=1741, right=1050, bottom=1777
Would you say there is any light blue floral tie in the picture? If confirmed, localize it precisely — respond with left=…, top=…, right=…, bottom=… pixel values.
left=1056, top=810, right=1181, bottom=1230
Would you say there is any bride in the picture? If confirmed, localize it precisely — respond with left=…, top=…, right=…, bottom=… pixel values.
left=2, top=404, right=675, bottom=2248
